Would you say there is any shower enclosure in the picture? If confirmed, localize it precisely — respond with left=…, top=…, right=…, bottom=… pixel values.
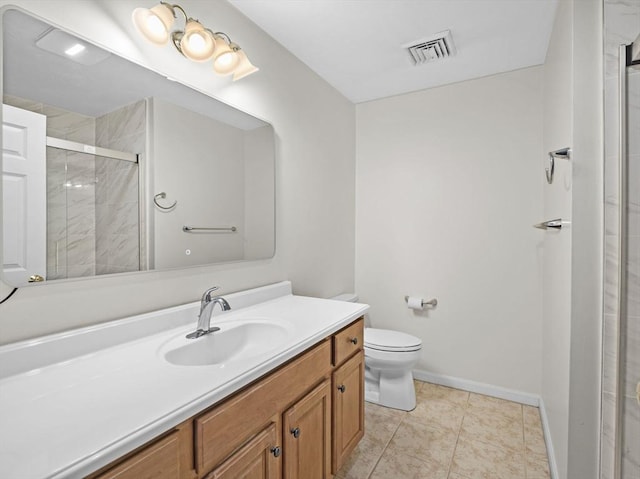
left=46, top=145, right=140, bottom=280
left=2, top=95, right=145, bottom=282
left=615, top=37, right=640, bottom=478
left=601, top=0, right=640, bottom=474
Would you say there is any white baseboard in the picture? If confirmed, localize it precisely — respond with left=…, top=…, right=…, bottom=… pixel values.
left=537, top=396, right=559, bottom=479
left=412, top=369, right=540, bottom=406
left=412, top=369, right=558, bottom=479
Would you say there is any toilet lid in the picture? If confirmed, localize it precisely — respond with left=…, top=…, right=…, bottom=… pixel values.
left=364, top=328, right=422, bottom=352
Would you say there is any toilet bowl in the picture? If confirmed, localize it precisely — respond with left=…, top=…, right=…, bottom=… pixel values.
left=331, top=294, right=422, bottom=411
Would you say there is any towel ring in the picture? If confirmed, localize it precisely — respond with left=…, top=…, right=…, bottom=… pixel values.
left=154, top=192, right=177, bottom=210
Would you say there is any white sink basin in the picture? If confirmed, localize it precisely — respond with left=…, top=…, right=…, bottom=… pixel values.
left=161, top=320, right=290, bottom=366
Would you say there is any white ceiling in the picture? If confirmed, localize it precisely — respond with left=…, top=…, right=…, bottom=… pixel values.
left=228, top=0, right=558, bottom=103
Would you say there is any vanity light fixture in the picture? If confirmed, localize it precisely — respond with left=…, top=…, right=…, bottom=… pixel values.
left=132, top=2, right=259, bottom=80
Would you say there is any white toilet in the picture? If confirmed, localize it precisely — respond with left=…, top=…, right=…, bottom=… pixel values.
left=332, top=294, right=422, bottom=411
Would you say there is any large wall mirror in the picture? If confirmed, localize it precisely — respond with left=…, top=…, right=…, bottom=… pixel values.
left=2, top=9, right=275, bottom=287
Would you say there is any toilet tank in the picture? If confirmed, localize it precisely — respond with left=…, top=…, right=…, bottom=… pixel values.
left=330, top=293, right=359, bottom=303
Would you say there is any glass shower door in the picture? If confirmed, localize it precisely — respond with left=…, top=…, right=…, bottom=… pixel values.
left=45, top=147, right=140, bottom=280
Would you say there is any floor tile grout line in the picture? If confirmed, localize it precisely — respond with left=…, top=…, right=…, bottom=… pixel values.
left=445, top=391, right=470, bottom=479
left=521, top=403, right=528, bottom=479
left=365, top=414, right=406, bottom=479
left=348, top=382, right=549, bottom=479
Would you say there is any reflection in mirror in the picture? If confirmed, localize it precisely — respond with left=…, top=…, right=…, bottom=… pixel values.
left=2, top=9, right=275, bottom=287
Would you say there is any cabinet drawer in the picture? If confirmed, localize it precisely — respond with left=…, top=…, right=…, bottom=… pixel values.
left=92, top=431, right=180, bottom=479
left=195, top=339, right=332, bottom=474
left=333, top=318, right=363, bottom=367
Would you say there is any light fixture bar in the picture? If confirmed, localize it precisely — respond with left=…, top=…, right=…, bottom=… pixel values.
left=132, top=2, right=258, bottom=80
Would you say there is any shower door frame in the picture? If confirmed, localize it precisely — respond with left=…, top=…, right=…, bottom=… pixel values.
left=613, top=36, right=640, bottom=479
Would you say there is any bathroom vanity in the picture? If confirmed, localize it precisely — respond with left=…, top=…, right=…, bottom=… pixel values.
left=0, top=282, right=368, bottom=479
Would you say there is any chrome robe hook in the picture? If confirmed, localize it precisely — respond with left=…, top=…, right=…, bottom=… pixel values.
left=545, top=147, right=571, bottom=184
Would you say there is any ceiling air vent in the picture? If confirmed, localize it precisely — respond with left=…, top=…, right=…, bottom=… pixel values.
left=404, top=30, right=456, bottom=66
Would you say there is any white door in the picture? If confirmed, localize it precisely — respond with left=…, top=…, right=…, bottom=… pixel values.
left=2, top=104, right=46, bottom=286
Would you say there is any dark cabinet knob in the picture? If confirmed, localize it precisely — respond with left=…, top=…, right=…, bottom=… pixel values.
left=291, top=427, right=300, bottom=438
left=271, top=446, right=281, bottom=457
left=349, top=337, right=358, bottom=345
left=337, top=385, right=346, bottom=393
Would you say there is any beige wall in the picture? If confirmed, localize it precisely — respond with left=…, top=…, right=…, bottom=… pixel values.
left=151, top=97, right=246, bottom=268
left=243, top=125, right=276, bottom=260
left=355, top=66, right=544, bottom=394
left=0, top=0, right=356, bottom=343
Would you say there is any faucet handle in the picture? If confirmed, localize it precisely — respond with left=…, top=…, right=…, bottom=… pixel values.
left=201, top=286, right=220, bottom=302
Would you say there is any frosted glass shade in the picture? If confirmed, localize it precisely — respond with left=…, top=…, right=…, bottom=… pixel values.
left=232, top=50, right=259, bottom=81
left=212, top=37, right=240, bottom=75
left=132, top=3, right=175, bottom=45
left=180, top=20, right=215, bottom=62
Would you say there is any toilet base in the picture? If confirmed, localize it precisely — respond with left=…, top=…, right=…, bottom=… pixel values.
left=364, top=365, right=417, bottom=411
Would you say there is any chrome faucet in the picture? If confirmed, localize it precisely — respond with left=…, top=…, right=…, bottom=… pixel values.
left=186, top=286, right=231, bottom=339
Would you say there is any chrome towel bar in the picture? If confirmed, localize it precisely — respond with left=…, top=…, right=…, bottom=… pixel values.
left=183, top=225, right=237, bottom=232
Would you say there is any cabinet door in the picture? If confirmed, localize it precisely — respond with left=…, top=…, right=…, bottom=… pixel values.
left=205, top=422, right=281, bottom=479
left=283, top=380, right=331, bottom=479
left=195, top=340, right=331, bottom=474
left=93, top=431, right=180, bottom=479
left=332, top=351, right=364, bottom=473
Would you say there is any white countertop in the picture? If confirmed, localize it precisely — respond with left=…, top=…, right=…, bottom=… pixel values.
left=0, top=282, right=368, bottom=479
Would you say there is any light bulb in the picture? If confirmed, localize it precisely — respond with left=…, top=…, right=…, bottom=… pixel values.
left=212, top=37, right=240, bottom=75
left=180, top=19, right=215, bottom=62
left=132, top=3, right=175, bottom=45
left=188, top=32, right=206, bottom=51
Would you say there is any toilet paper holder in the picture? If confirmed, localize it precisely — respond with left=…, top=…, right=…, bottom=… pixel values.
left=404, top=296, right=438, bottom=308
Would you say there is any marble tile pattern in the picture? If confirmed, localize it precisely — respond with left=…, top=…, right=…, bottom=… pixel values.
left=95, top=100, right=144, bottom=275
left=336, top=381, right=550, bottom=479
left=602, top=1, right=640, bottom=478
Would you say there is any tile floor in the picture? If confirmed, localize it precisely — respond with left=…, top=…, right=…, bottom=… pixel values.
left=336, top=380, right=551, bottom=479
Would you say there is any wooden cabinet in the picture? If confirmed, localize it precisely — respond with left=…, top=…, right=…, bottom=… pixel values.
left=283, top=380, right=332, bottom=479
left=92, top=431, right=181, bottom=479
left=332, top=351, right=365, bottom=473
left=332, top=319, right=363, bottom=367
left=205, top=423, right=281, bottom=479
left=90, top=422, right=194, bottom=479
left=195, top=341, right=331, bottom=474
left=87, top=317, right=364, bottom=479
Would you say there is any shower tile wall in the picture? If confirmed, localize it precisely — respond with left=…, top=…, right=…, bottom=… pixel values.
left=602, top=1, right=640, bottom=478
left=95, top=100, right=145, bottom=275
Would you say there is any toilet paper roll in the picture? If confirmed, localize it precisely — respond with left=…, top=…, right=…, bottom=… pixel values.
left=407, top=296, right=424, bottom=310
